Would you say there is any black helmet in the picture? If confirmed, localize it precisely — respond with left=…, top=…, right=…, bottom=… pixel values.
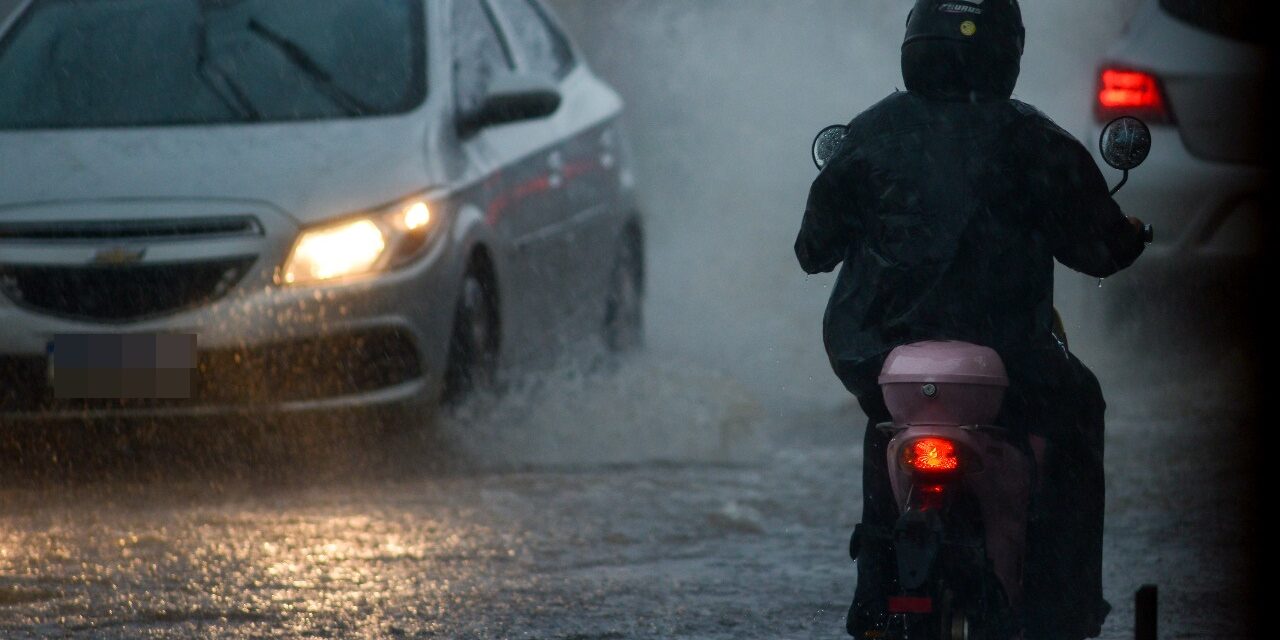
left=901, top=0, right=1026, bottom=101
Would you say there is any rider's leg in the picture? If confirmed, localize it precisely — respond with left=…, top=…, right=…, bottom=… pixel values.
left=847, top=393, right=898, bottom=637
left=1022, top=355, right=1110, bottom=640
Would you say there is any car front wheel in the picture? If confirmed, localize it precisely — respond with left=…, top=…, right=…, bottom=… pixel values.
left=604, top=230, right=644, bottom=353
left=444, top=263, right=499, bottom=403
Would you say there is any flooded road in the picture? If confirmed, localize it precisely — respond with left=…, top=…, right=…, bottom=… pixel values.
left=0, top=357, right=1255, bottom=639
left=0, top=2, right=1257, bottom=638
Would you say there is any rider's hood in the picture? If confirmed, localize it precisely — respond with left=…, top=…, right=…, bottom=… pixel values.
left=900, top=0, right=1025, bottom=102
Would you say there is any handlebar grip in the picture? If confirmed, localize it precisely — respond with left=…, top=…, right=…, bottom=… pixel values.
left=1142, top=224, right=1154, bottom=245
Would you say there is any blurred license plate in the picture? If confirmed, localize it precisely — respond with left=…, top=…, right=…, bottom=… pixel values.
left=48, top=333, right=196, bottom=399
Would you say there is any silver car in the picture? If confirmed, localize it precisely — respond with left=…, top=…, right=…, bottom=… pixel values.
left=0, top=0, right=644, bottom=421
left=1086, top=0, right=1265, bottom=343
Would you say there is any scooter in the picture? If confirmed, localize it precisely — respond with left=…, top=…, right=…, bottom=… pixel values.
left=810, top=116, right=1155, bottom=639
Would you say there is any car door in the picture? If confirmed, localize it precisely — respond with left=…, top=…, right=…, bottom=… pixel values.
left=450, top=0, right=569, bottom=354
left=487, top=0, right=621, bottom=331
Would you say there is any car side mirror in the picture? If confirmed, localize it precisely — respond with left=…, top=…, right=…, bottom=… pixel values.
left=812, top=124, right=848, bottom=170
left=1099, top=116, right=1152, bottom=194
left=459, top=73, right=562, bottom=135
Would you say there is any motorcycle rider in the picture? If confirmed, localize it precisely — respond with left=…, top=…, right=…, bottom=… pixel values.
left=794, top=1, right=1147, bottom=637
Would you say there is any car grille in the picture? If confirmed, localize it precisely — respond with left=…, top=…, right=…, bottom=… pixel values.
left=0, top=258, right=256, bottom=322
left=0, top=216, right=263, bottom=242
left=0, top=329, right=423, bottom=413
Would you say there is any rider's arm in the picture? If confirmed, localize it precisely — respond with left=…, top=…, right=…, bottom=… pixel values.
left=795, top=163, right=857, bottom=274
left=1028, top=117, right=1146, bottom=279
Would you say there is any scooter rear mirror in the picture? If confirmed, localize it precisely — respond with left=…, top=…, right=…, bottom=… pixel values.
left=812, top=124, right=849, bottom=170
left=1099, top=116, right=1151, bottom=172
left=1099, top=116, right=1152, bottom=195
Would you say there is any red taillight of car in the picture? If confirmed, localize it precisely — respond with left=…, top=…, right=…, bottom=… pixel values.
left=1096, top=68, right=1170, bottom=123
left=903, top=438, right=960, bottom=474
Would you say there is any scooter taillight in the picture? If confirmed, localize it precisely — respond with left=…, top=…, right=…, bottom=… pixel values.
left=903, top=437, right=960, bottom=474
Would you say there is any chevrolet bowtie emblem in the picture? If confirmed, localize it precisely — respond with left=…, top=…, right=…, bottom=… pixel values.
left=92, top=247, right=147, bottom=265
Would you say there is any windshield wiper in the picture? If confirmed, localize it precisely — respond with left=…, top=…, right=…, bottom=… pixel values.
left=198, top=60, right=263, bottom=122
left=196, top=13, right=262, bottom=121
left=247, top=18, right=372, bottom=117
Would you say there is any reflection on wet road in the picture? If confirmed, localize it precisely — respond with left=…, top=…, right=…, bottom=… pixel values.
left=0, top=359, right=1255, bottom=639
left=2, top=464, right=857, bottom=638
left=2, top=396, right=858, bottom=637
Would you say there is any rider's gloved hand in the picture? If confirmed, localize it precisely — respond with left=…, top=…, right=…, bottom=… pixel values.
left=1128, top=216, right=1153, bottom=244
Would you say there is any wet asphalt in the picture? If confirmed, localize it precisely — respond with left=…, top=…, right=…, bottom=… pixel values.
left=0, top=354, right=1256, bottom=639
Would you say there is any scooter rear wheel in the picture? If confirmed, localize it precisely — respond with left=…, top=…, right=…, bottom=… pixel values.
left=940, top=589, right=970, bottom=640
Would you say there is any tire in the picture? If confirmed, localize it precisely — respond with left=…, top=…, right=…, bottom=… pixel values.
left=603, top=230, right=644, bottom=353
left=444, top=263, right=500, bottom=404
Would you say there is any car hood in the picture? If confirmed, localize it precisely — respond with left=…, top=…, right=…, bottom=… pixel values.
left=0, top=116, right=436, bottom=225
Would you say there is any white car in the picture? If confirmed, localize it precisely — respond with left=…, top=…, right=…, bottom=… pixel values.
left=1086, top=0, right=1265, bottom=343
left=0, top=0, right=644, bottom=420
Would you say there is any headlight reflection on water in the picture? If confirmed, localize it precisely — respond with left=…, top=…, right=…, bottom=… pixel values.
left=0, top=498, right=506, bottom=634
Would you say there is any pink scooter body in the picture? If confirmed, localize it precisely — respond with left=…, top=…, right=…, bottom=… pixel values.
left=880, top=341, right=1035, bottom=612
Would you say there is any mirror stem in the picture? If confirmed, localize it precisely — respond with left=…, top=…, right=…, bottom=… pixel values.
left=1109, top=170, right=1129, bottom=197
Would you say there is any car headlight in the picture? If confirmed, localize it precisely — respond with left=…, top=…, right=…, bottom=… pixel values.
left=281, top=199, right=438, bottom=285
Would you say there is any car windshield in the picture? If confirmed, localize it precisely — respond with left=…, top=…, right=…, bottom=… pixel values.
left=0, top=0, right=426, bottom=130
left=1159, top=0, right=1261, bottom=42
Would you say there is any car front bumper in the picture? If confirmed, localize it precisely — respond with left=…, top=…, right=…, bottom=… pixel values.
left=0, top=244, right=459, bottom=422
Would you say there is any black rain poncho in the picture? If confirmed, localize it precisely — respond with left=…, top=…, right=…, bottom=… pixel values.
left=795, top=91, right=1144, bottom=402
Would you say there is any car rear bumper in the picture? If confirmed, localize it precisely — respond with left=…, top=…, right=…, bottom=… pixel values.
left=1080, top=122, right=1266, bottom=343
left=1090, top=123, right=1266, bottom=246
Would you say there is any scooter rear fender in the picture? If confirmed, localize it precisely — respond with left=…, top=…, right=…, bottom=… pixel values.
left=886, top=424, right=1035, bottom=611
